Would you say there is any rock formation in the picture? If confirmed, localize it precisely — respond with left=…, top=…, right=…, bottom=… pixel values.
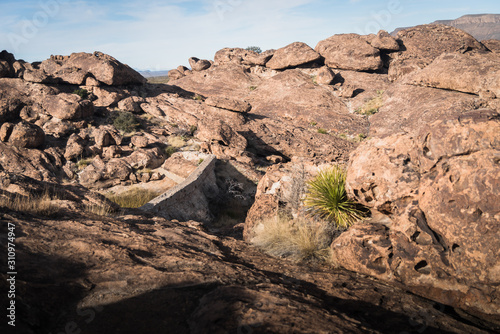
left=1, top=22, right=499, bottom=333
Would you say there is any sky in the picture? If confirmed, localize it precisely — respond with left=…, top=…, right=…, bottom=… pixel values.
left=1, top=0, right=499, bottom=71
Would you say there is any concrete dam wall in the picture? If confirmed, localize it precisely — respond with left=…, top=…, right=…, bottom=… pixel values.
left=140, top=154, right=219, bottom=223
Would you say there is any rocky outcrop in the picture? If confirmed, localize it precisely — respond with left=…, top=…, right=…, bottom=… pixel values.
left=265, top=42, right=321, bottom=70
left=333, top=107, right=500, bottom=317
left=23, top=51, right=146, bottom=86
left=315, top=33, right=383, bottom=71
left=214, top=48, right=273, bottom=66
left=388, top=24, right=487, bottom=81
left=404, top=51, right=500, bottom=97
left=0, top=50, right=16, bottom=78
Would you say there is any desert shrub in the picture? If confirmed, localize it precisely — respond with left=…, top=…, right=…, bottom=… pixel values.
left=73, top=88, right=89, bottom=99
left=105, top=188, right=160, bottom=208
left=249, top=86, right=257, bottom=91
left=114, top=111, right=140, bottom=133
left=246, top=46, right=262, bottom=54
left=84, top=203, right=115, bottom=216
left=304, top=166, right=365, bottom=229
left=189, top=125, right=198, bottom=136
left=317, top=128, right=327, bottom=134
left=164, top=146, right=177, bottom=158
left=311, top=75, right=318, bottom=85
left=0, top=189, right=60, bottom=216
left=76, top=157, right=93, bottom=170
left=355, top=90, right=384, bottom=116
left=167, top=135, right=187, bottom=149
left=252, top=215, right=333, bottom=262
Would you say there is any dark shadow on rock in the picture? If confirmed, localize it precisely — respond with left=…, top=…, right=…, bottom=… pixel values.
left=209, top=160, right=258, bottom=237
left=239, top=129, right=289, bottom=161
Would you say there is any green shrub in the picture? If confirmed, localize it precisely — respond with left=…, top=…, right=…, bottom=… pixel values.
left=249, top=86, right=257, bottom=91
left=355, top=90, right=384, bottom=116
left=114, top=111, right=139, bottom=133
left=317, top=128, right=327, bottom=134
left=304, top=166, right=365, bottom=229
left=246, top=46, right=262, bottom=54
left=73, top=88, right=89, bottom=99
left=189, top=125, right=198, bottom=136
left=164, top=146, right=177, bottom=158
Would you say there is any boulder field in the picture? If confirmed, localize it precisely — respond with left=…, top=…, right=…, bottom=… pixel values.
left=0, top=24, right=499, bottom=333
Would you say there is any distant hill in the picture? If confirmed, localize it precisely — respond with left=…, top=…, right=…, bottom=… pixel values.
left=392, top=14, right=500, bottom=41
left=138, top=70, right=170, bottom=78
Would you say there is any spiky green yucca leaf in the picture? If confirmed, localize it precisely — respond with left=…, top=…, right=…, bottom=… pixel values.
left=304, top=166, right=364, bottom=229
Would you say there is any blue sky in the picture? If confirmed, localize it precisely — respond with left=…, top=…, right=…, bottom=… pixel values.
left=0, top=0, right=499, bottom=70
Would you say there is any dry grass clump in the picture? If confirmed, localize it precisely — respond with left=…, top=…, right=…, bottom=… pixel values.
left=0, top=190, right=60, bottom=216
left=304, top=166, right=366, bottom=230
left=76, top=157, right=93, bottom=170
left=105, top=188, right=161, bottom=208
left=167, top=135, right=187, bottom=149
left=84, top=202, right=115, bottom=216
left=355, top=90, right=384, bottom=116
left=252, top=215, right=333, bottom=262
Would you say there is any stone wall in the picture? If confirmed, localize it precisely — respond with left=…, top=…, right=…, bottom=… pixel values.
left=140, top=155, right=219, bottom=223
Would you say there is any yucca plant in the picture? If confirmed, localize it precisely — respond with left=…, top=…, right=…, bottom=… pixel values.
left=304, top=166, right=365, bottom=229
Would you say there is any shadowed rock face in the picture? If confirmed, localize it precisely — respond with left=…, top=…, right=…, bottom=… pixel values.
left=0, top=174, right=493, bottom=333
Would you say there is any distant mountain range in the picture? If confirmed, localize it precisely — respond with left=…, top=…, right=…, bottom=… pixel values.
left=138, top=70, right=169, bottom=78
left=392, top=14, right=500, bottom=41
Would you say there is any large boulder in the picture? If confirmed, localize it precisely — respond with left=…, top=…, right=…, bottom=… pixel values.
left=0, top=97, right=23, bottom=123
left=333, top=109, right=500, bottom=316
left=0, top=50, right=15, bottom=78
left=24, top=52, right=146, bottom=86
left=388, top=24, right=487, bottom=81
left=92, top=125, right=122, bottom=149
left=315, top=34, right=383, bottom=71
left=316, top=66, right=336, bottom=85
left=265, top=42, right=321, bottom=70
left=64, top=134, right=87, bottom=160
left=8, top=121, right=45, bottom=149
left=188, top=57, right=211, bottom=72
left=43, top=93, right=94, bottom=120
left=118, top=96, right=145, bottom=114
left=167, top=69, right=185, bottom=80
left=403, top=51, right=500, bottom=97
left=365, top=30, right=400, bottom=51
